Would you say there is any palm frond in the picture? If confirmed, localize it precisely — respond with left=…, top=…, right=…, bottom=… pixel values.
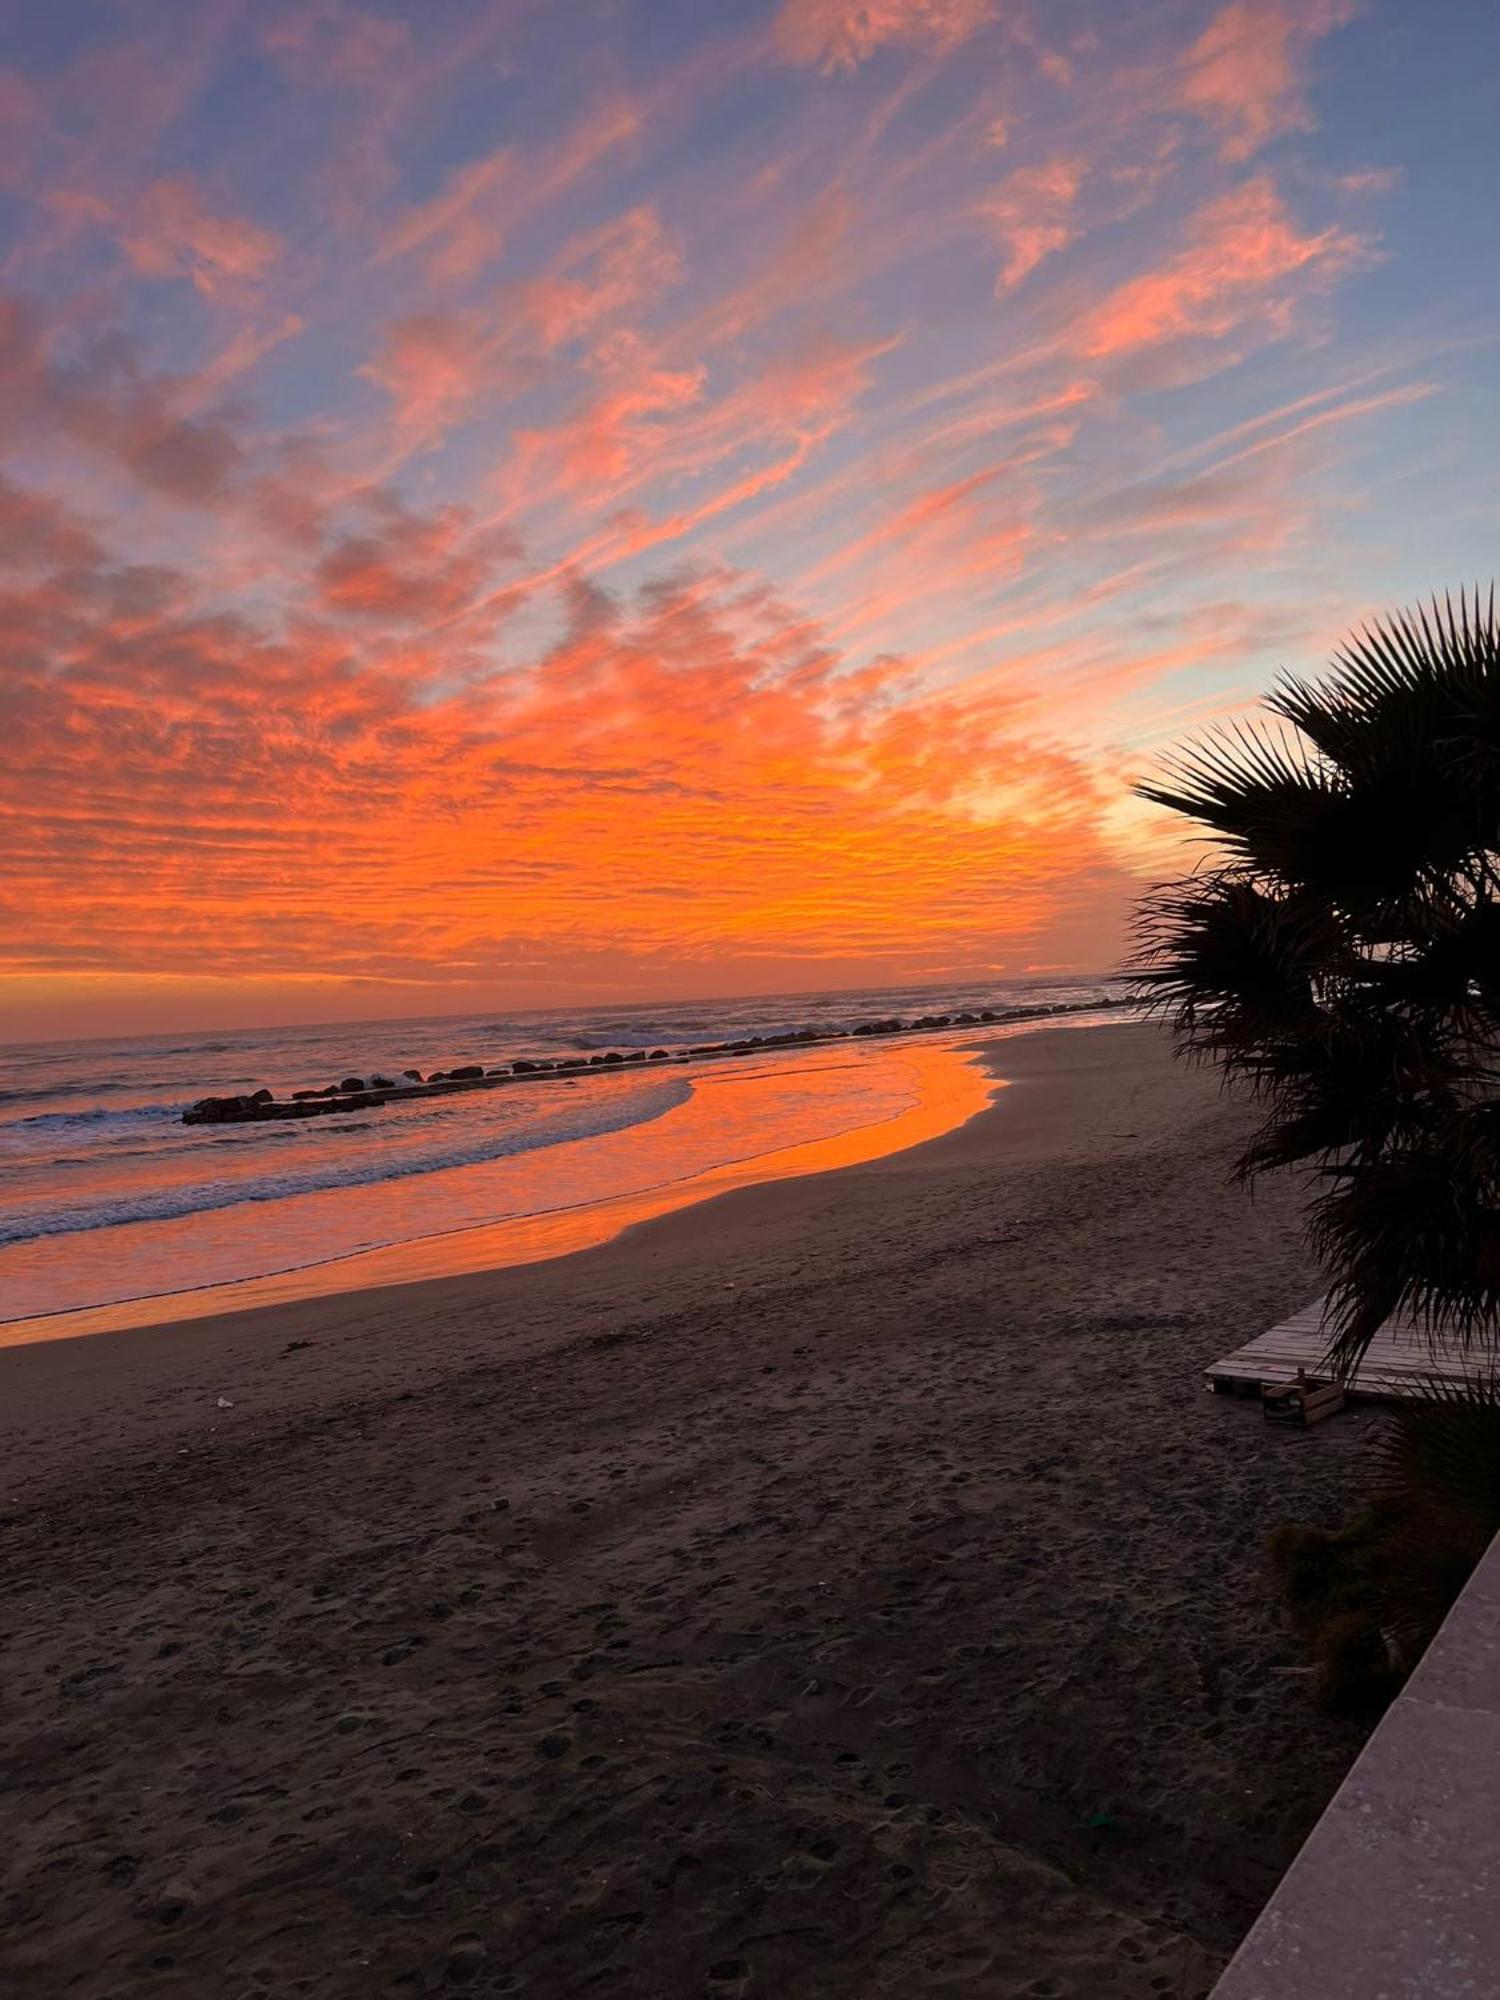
left=1133, top=584, right=1500, bottom=1375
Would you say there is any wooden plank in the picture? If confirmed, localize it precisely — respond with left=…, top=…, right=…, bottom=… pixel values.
left=1207, top=1297, right=1476, bottom=1405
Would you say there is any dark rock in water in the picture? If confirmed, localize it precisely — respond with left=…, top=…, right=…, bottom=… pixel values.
left=626, top=1050, right=646, bottom=1062
left=250, top=1087, right=274, bottom=1104
left=603, top=1051, right=624, bottom=1065
left=428, top=1070, right=447, bottom=1082
left=184, top=1093, right=260, bottom=1125
left=291, top=1087, right=333, bottom=1101
left=403, top=1068, right=424, bottom=1082
left=369, top=1074, right=396, bottom=1090
left=448, top=1064, right=484, bottom=1081
left=511, top=1059, right=539, bottom=1074
left=338, top=1076, right=366, bottom=1094
left=649, top=1049, right=669, bottom=1060
left=980, top=1010, right=996, bottom=1022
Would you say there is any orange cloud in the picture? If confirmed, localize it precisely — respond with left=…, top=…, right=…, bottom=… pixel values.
left=0, top=548, right=1133, bottom=988
left=1179, top=2, right=1354, bottom=163
left=775, top=0, right=992, bottom=72
left=1073, top=176, right=1368, bottom=361
left=497, top=326, right=889, bottom=540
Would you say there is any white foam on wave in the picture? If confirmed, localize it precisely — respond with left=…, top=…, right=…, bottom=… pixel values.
left=0, top=1073, right=691, bottom=1247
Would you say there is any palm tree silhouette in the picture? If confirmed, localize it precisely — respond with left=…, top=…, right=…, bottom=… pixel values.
left=1132, top=590, right=1500, bottom=1375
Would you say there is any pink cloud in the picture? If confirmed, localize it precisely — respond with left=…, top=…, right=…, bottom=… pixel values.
left=775, top=0, right=992, bottom=72
left=0, top=67, right=42, bottom=188
left=518, top=206, right=682, bottom=351
left=43, top=176, right=281, bottom=298
left=361, top=311, right=533, bottom=451
left=1332, top=165, right=1402, bottom=196
left=275, top=4, right=414, bottom=90
left=364, top=206, right=683, bottom=452
left=120, top=178, right=282, bottom=295
left=1073, top=176, right=1369, bottom=361
left=521, top=353, right=706, bottom=494
left=315, top=491, right=520, bottom=626
left=1179, top=2, right=1354, bottom=163
left=0, top=292, right=247, bottom=503
left=980, top=157, right=1086, bottom=290
left=376, top=97, right=642, bottom=285
left=378, top=146, right=514, bottom=284
left=0, top=474, right=103, bottom=572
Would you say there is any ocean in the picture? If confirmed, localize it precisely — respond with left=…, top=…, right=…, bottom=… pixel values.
left=0, top=977, right=1118, bottom=1330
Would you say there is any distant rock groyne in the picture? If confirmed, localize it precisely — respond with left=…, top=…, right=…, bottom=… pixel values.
left=181, top=997, right=1131, bottom=1126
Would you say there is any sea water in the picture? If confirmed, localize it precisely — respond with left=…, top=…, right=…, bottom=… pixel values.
left=0, top=978, right=1115, bottom=1328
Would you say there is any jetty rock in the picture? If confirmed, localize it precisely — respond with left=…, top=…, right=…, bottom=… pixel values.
left=447, top=1064, right=485, bottom=1081
left=338, top=1076, right=366, bottom=1093
left=184, top=1091, right=271, bottom=1125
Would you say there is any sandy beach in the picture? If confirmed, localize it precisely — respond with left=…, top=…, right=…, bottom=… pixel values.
left=0, top=1021, right=1373, bottom=1998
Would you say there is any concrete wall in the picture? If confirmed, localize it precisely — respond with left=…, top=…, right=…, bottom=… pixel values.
left=1212, top=1533, right=1500, bottom=1999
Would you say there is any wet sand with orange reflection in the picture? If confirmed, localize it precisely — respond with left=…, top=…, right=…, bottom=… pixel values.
left=0, top=1038, right=997, bottom=1349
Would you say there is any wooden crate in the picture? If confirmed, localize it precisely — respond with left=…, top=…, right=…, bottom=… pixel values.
left=1261, top=1372, right=1346, bottom=1427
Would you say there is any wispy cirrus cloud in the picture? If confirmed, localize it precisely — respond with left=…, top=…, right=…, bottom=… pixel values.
left=774, top=0, right=993, bottom=72
left=1072, top=175, right=1370, bottom=362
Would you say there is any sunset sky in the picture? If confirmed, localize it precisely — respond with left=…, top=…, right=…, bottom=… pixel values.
left=2, top=0, right=1496, bottom=1039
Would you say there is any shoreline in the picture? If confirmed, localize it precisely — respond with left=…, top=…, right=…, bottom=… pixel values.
left=0, top=1021, right=1374, bottom=1998
left=0, top=1012, right=1118, bottom=1354
left=0, top=1026, right=1059, bottom=1488
left=177, top=995, right=1128, bottom=1126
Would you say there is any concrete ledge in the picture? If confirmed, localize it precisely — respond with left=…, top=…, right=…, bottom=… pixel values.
left=1212, top=1532, right=1500, bottom=1999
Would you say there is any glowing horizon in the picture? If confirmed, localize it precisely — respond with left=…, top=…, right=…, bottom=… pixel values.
left=2, top=0, right=1496, bottom=1040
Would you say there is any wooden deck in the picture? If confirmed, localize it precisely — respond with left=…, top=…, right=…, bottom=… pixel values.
left=1207, top=1297, right=1479, bottom=1402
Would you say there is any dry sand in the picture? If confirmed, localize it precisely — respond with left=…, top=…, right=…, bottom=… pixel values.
left=0, top=1021, right=1374, bottom=1998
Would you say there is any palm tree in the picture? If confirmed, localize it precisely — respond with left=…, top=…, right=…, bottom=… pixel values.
left=1131, top=589, right=1500, bottom=1376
